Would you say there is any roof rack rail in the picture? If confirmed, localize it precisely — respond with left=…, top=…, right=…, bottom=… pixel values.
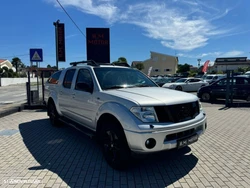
left=70, top=60, right=100, bottom=66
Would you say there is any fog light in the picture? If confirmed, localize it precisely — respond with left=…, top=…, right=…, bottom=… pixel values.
left=145, top=138, right=156, bottom=149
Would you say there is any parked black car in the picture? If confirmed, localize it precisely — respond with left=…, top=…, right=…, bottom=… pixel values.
left=197, top=76, right=250, bottom=102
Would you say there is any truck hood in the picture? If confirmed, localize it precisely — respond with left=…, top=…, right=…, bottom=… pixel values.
left=103, top=87, right=198, bottom=106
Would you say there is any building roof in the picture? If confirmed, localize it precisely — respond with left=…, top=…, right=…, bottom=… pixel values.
left=0, top=59, right=7, bottom=64
left=214, top=57, right=250, bottom=65
left=215, top=57, right=247, bottom=62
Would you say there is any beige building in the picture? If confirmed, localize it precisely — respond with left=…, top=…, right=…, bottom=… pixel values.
left=131, top=51, right=178, bottom=76
left=211, top=57, right=250, bottom=72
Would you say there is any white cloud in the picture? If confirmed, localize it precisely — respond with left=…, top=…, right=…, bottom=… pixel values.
left=177, top=50, right=244, bottom=58
left=48, top=0, right=119, bottom=23
left=48, top=0, right=238, bottom=51
left=220, top=50, right=244, bottom=57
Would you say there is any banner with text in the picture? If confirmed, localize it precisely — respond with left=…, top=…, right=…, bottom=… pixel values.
left=86, top=28, right=110, bottom=63
left=57, top=23, right=66, bottom=62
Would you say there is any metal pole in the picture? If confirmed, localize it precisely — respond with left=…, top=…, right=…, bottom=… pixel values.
left=53, top=20, right=60, bottom=71
left=41, top=71, right=45, bottom=103
left=36, top=62, right=39, bottom=101
left=27, top=71, right=31, bottom=106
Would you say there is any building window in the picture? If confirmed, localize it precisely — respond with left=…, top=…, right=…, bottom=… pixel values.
left=164, top=69, right=171, bottom=72
left=152, top=57, right=158, bottom=62
left=154, top=69, right=159, bottom=72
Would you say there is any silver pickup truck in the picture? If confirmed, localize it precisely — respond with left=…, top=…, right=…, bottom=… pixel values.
left=45, top=61, right=207, bottom=169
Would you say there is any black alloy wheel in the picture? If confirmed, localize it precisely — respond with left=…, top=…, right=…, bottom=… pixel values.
left=101, top=123, right=130, bottom=170
left=201, top=92, right=211, bottom=102
left=175, top=85, right=182, bottom=91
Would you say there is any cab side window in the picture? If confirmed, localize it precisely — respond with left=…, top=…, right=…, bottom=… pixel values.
left=75, top=69, right=93, bottom=92
left=63, top=69, right=76, bottom=89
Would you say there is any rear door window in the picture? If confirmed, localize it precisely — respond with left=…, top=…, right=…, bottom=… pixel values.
left=47, top=71, right=61, bottom=84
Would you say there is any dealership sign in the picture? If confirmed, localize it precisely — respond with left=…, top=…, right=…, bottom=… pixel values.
left=86, top=28, right=110, bottom=63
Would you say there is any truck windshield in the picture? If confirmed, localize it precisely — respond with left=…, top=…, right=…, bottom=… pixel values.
left=94, top=67, right=157, bottom=90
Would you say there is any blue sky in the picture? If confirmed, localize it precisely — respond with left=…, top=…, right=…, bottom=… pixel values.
left=1, top=0, right=250, bottom=69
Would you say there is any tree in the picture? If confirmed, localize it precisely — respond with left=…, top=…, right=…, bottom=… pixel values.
left=47, top=64, right=52, bottom=68
left=177, top=63, right=191, bottom=73
left=112, top=57, right=130, bottom=67
left=134, top=63, right=144, bottom=70
left=118, top=57, right=127, bottom=63
left=11, top=57, right=25, bottom=73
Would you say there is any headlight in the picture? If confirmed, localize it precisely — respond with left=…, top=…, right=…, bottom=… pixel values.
left=130, top=107, right=158, bottom=123
left=199, top=101, right=203, bottom=111
left=169, top=84, right=174, bottom=88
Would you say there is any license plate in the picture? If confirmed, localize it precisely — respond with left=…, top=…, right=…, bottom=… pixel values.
left=177, top=134, right=198, bottom=149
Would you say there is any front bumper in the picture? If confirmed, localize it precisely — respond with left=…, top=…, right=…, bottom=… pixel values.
left=124, top=114, right=207, bottom=153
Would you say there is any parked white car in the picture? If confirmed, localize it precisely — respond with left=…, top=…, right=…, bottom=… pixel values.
left=162, top=78, right=209, bottom=92
left=203, top=74, right=226, bottom=84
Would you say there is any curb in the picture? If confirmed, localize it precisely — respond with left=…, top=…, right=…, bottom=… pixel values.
left=0, top=103, right=46, bottom=118
left=0, top=103, right=25, bottom=118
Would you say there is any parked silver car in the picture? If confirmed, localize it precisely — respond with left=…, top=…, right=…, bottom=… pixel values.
left=162, top=78, right=209, bottom=91
left=45, top=61, right=207, bottom=169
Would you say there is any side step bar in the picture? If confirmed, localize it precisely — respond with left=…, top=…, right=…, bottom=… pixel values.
left=59, top=117, right=96, bottom=139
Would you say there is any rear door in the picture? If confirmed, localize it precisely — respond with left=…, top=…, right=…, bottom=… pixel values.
left=58, top=69, right=76, bottom=117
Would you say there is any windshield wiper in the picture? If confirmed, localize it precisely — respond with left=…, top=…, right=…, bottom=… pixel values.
left=104, top=85, right=125, bottom=90
left=132, top=84, right=153, bottom=88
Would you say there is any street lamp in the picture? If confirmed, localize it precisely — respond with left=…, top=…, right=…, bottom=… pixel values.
left=53, top=20, right=60, bottom=71
left=197, top=59, right=201, bottom=68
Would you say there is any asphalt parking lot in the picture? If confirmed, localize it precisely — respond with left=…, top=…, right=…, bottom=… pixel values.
left=0, top=103, right=250, bottom=188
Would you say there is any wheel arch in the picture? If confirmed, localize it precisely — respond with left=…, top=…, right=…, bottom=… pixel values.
left=96, top=113, right=124, bottom=139
left=47, top=97, right=62, bottom=116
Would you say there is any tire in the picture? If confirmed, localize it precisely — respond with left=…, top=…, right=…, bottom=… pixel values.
left=201, top=92, right=211, bottom=102
left=175, top=86, right=182, bottom=91
left=48, top=101, right=60, bottom=126
left=246, top=95, right=250, bottom=102
left=100, top=123, right=131, bottom=170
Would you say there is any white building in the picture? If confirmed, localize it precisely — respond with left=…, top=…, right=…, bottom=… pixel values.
left=0, top=59, right=14, bottom=71
left=212, top=57, right=250, bottom=72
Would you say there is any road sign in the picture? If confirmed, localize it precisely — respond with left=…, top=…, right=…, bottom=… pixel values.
left=30, top=49, right=43, bottom=62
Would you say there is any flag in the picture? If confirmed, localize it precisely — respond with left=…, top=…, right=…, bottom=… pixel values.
left=202, top=60, right=210, bottom=73
left=147, top=66, right=153, bottom=76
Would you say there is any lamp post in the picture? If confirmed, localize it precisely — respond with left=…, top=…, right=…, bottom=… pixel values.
left=53, top=20, right=60, bottom=71
left=197, top=59, right=201, bottom=68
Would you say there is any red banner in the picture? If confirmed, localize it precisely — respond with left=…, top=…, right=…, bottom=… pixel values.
left=202, top=60, right=210, bottom=73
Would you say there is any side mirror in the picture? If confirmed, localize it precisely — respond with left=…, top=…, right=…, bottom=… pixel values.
left=76, top=82, right=93, bottom=93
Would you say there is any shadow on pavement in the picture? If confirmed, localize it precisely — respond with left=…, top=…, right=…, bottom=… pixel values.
left=19, top=119, right=198, bottom=187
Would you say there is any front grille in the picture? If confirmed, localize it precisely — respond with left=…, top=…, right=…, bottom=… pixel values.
left=165, top=125, right=203, bottom=141
left=155, top=101, right=199, bottom=123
